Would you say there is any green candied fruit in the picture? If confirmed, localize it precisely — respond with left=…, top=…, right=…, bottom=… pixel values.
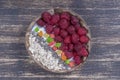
left=34, top=27, right=39, bottom=32
left=65, top=59, right=70, bottom=64
left=55, top=43, right=61, bottom=48
left=46, top=37, right=53, bottom=43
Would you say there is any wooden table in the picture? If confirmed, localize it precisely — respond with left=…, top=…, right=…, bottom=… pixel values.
left=0, top=0, right=120, bottom=80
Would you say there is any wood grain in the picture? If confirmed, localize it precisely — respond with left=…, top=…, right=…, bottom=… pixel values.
left=0, top=0, right=120, bottom=80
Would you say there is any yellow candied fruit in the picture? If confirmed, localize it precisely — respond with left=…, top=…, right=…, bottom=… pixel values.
left=43, top=33, right=49, bottom=38
left=55, top=50, right=62, bottom=54
left=38, top=31, right=43, bottom=37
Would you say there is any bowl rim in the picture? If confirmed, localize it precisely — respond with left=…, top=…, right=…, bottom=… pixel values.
left=25, top=8, right=92, bottom=73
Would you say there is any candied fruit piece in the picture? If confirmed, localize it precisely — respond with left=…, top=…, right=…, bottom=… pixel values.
left=38, top=31, right=43, bottom=37
left=34, top=27, right=39, bottom=32
left=69, top=61, right=75, bottom=67
left=48, top=41, right=55, bottom=46
left=50, top=34, right=55, bottom=38
left=52, top=46, right=57, bottom=51
left=55, top=43, right=61, bottom=48
left=55, top=50, right=62, bottom=54
left=61, top=52, right=67, bottom=61
left=65, top=59, right=70, bottom=64
left=43, top=33, right=49, bottom=38
left=46, top=37, right=53, bottom=43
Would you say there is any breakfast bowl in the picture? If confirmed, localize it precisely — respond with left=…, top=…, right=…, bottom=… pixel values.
left=25, top=8, right=91, bottom=73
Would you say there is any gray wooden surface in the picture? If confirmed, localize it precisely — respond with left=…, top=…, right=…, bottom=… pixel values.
left=0, top=0, right=120, bottom=80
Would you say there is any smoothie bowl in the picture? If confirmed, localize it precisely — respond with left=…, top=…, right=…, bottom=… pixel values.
left=25, top=8, right=91, bottom=73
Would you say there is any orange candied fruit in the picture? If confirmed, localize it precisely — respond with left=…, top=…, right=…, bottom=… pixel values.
left=61, top=52, right=67, bottom=61
left=38, top=31, right=43, bottom=37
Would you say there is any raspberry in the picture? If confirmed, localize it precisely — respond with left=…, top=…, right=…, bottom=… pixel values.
left=74, top=56, right=82, bottom=65
left=71, top=33, right=79, bottom=43
left=71, top=16, right=79, bottom=25
left=75, top=23, right=81, bottom=30
left=59, top=19, right=69, bottom=29
left=60, top=30, right=68, bottom=38
left=80, top=47, right=88, bottom=56
left=42, top=12, right=52, bottom=23
left=61, top=12, right=71, bottom=20
left=73, top=52, right=78, bottom=57
left=74, top=43, right=82, bottom=52
left=53, top=27, right=60, bottom=36
left=64, top=36, right=71, bottom=44
left=60, top=44, right=68, bottom=51
left=79, top=35, right=89, bottom=43
left=36, top=18, right=45, bottom=26
left=67, top=25, right=75, bottom=34
left=46, top=24, right=53, bottom=34
left=68, top=44, right=74, bottom=51
left=54, top=36, right=63, bottom=42
left=77, top=27, right=88, bottom=36
left=50, top=14, right=60, bottom=25
left=64, top=51, right=73, bottom=59
left=55, top=23, right=59, bottom=27
left=76, top=52, right=82, bottom=56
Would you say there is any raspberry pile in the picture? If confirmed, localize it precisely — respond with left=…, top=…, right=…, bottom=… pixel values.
left=36, top=11, right=89, bottom=68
